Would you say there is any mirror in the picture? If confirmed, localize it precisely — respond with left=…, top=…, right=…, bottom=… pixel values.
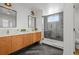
left=28, top=15, right=37, bottom=30
left=0, top=6, right=17, bottom=28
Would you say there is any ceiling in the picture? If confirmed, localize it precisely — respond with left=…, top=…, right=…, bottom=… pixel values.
left=13, top=3, right=64, bottom=15
left=0, top=3, right=64, bottom=15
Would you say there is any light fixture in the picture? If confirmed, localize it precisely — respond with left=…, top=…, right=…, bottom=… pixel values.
left=4, top=3, right=12, bottom=7
left=31, top=11, right=35, bottom=16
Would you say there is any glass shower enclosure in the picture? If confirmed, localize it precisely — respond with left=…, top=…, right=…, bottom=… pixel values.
left=44, top=12, right=63, bottom=41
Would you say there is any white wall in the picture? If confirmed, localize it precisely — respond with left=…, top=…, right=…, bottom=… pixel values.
left=73, top=4, right=79, bottom=49
left=42, top=4, right=64, bottom=16
left=74, top=7, right=79, bottom=39
left=0, top=3, right=43, bottom=31
left=63, top=4, right=75, bottom=55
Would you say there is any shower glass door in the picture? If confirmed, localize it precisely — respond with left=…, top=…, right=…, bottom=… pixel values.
left=44, top=12, right=63, bottom=41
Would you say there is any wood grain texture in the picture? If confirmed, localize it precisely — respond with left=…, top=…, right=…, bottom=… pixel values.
left=33, top=32, right=41, bottom=43
left=11, top=35, right=23, bottom=52
left=0, top=36, right=12, bottom=55
left=23, top=33, right=33, bottom=47
left=0, top=32, right=41, bottom=54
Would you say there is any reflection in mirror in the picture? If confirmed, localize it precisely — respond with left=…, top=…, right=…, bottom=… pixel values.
left=0, top=6, right=17, bottom=28
left=28, top=15, right=37, bottom=30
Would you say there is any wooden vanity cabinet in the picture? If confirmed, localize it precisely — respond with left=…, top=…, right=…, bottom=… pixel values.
left=0, top=36, right=12, bottom=55
left=11, top=35, right=24, bottom=52
left=33, top=32, right=41, bottom=43
left=0, top=32, right=41, bottom=55
left=23, top=33, right=33, bottom=47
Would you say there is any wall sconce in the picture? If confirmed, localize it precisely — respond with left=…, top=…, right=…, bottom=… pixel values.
left=31, top=11, right=35, bottom=16
left=4, top=3, right=12, bottom=7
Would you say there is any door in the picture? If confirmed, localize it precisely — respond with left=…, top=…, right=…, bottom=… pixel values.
left=11, top=35, right=23, bottom=52
left=23, top=33, right=32, bottom=47
left=0, top=36, right=12, bottom=55
left=33, top=32, right=41, bottom=43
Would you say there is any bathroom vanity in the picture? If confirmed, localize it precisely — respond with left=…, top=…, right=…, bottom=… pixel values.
left=0, top=5, right=42, bottom=55
left=0, top=31, right=41, bottom=55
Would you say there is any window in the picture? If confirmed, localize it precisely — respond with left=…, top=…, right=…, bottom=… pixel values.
left=48, top=15, right=59, bottom=22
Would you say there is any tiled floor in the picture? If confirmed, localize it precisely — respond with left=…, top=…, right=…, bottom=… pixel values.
left=11, top=43, right=63, bottom=55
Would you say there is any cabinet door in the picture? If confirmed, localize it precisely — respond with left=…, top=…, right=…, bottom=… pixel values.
left=33, top=32, right=41, bottom=43
left=11, top=35, right=23, bottom=52
left=23, top=33, right=32, bottom=47
left=0, top=36, right=12, bottom=55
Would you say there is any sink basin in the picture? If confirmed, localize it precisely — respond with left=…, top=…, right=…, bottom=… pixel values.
left=0, top=28, right=38, bottom=37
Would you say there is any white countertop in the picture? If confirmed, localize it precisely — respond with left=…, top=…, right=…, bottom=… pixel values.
left=0, top=30, right=41, bottom=37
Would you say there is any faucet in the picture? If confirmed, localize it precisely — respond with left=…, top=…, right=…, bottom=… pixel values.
left=6, top=29, right=9, bottom=34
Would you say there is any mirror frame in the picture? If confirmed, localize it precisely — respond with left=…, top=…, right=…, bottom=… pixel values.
left=0, top=6, right=17, bottom=28
left=28, top=15, right=36, bottom=30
